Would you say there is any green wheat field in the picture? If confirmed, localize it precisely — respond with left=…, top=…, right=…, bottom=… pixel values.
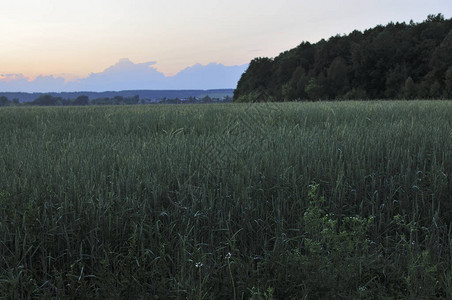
left=1, top=101, right=452, bottom=298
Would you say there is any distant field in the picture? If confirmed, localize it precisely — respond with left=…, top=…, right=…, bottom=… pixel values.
left=1, top=101, right=451, bottom=298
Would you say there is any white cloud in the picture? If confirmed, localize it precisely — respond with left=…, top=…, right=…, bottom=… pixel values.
left=0, top=59, right=248, bottom=92
left=0, top=73, right=28, bottom=82
left=0, top=74, right=66, bottom=93
left=169, top=63, right=249, bottom=89
left=67, top=58, right=166, bottom=91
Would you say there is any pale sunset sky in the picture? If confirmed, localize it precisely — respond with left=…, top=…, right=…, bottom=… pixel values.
left=1, top=0, right=451, bottom=91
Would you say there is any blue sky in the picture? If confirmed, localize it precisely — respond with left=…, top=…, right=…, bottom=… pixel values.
left=1, top=0, right=451, bottom=92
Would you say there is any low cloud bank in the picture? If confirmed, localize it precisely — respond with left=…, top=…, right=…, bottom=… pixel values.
left=0, top=59, right=248, bottom=92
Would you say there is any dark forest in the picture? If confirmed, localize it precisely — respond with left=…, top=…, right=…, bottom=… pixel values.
left=234, top=14, right=452, bottom=102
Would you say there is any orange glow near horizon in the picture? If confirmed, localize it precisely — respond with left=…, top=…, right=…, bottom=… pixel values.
left=1, top=0, right=451, bottom=83
left=0, top=74, right=28, bottom=82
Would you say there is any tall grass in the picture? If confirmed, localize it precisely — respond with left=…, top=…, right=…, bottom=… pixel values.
left=0, top=101, right=451, bottom=298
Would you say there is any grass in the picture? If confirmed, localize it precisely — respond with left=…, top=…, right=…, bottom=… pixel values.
left=0, top=100, right=451, bottom=298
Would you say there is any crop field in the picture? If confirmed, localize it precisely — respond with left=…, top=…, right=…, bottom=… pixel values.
left=1, top=101, right=452, bottom=298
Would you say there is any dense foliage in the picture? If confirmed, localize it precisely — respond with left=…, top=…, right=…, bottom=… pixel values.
left=234, top=14, right=452, bottom=102
left=1, top=102, right=452, bottom=298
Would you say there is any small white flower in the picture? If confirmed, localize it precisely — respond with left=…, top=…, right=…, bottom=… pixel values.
left=225, top=252, right=231, bottom=259
left=195, top=262, right=203, bottom=268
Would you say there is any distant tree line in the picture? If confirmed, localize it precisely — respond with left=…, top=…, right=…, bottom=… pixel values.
left=234, top=14, right=452, bottom=102
left=0, top=94, right=232, bottom=106
left=158, top=95, right=232, bottom=104
left=0, top=95, right=139, bottom=106
left=0, top=96, right=20, bottom=106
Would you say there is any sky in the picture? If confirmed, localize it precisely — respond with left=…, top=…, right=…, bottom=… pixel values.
left=1, top=0, right=451, bottom=92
